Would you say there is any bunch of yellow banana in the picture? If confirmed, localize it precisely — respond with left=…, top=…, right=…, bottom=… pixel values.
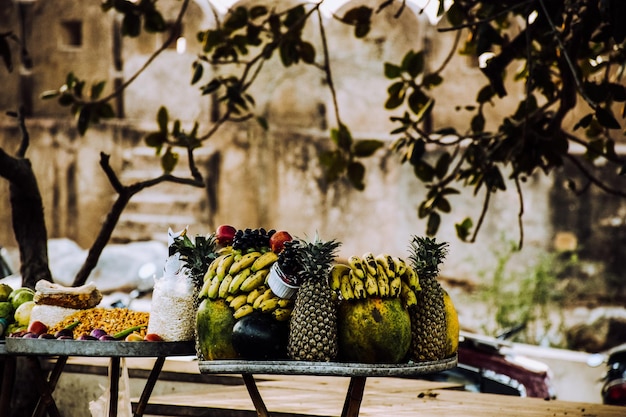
left=329, top=252, right=421, bottom=307
left=199, top=248, right=292, bottom=320
left=225, top=287, right=294, bottom=321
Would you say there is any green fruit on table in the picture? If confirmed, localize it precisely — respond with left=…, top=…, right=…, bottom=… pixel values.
left=6, top=322, right=26, bottom=335
left=0, top=301, right=13, bottom=320
left=0, top=283, right=13, bottom=302
left=337, top=297, right=411, bottom=364
left=14, top=300, right=35, bottom=327
left=196, top=298, right=239, bottom=360
left=9, top=287, right=35, bottom=310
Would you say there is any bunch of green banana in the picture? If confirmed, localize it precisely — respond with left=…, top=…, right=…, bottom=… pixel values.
left=199, top=248, right=292, bottom=320
left=330, top=252, right=421, bottom=307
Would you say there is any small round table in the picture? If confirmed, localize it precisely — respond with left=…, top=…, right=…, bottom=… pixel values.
left=4, top=338, right=196, bottom=417
left=199, top=356, right=457, bottom=417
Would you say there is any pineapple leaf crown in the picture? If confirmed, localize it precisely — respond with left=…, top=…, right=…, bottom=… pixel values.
left=293, top=235, right=341, bottom=283
left=170, top=233, right=218, bottom=285
left=408, top=236, right=448, bottom=278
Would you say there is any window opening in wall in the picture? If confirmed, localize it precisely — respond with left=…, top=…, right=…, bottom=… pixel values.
left=60, top=20, right=83, bottom=48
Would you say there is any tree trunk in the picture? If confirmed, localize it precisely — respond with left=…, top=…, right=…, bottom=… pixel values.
left=0, top=149, right=52, bottom=289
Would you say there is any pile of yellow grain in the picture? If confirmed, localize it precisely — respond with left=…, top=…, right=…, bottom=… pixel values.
left=48, top=307, right=150, bottom=338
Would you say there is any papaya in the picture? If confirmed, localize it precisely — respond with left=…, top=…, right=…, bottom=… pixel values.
left=337, top=297, right=411, bottom=364
left=195, top=298, right=239, bottom=360
left=443, top=290, right=459, bottom=357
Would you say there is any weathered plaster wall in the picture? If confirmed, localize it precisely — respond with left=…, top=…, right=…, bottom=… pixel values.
left=0, top=0, right=624, bottom=288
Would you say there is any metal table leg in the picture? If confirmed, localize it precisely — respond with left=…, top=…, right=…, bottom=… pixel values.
left=341, top=376, right=367, bottom=417
left=0, top=356, right=16, bottom=414
left=109, top=356, right=121, bottom=417
left=133, top=356, right=165, bottom=417
left=242, top=373, right=270, bottom=417
left=27, top=355, right=67, bottom=417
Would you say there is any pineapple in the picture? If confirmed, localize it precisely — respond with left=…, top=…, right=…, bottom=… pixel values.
left=170, top=233, right=218, bottom=290
left=407, top=236, right=449, bottom=362
left=287, top=237, right=341, bottom=362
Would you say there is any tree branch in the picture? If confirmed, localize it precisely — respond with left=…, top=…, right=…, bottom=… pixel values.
left=72, top=152, right=204, bottom=286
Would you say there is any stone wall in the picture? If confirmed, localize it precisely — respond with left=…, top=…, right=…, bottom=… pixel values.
left=0, top=0, right=625, bottom=291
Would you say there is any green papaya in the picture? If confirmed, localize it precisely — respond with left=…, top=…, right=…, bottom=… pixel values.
left=196, top=298, right=239, bottom=360
left=337, top=297, right=411, bottom=364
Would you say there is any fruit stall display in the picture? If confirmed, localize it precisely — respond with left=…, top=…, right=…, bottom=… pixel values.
left=1, top=224, right=459, bottom=366
left=191, top=226, right=459, bottom=364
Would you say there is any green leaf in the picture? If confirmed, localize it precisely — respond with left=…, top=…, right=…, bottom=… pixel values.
left=157, top=106, right=168, bottom=133
left=256, top=116, right=268, bottom=130
left=446, top=3, right=464, bottom=27
left=58, top=93, right=74, bottom=106
left=387, top=81, right=404, bottom=96
left=299, top=41, right=315, bottom=64
left=573, top=113, right=594, bottom=130
left=347, top=161, right=366, bottom=191
left=471, top=113, right=485, bottom=133
left=40, top=90, right=60, bottom=100
left=426, top=212, right=441, bottom=236
left=414, top=96, right=434, bottom=123
left=384, top=63, right=402, bottom=79
left=355, top=23, right=370, bottom=38
left=224, top=7, right=248, bottom=31
left=423, top=73, right=443, bottom=89
left=90, top=81, right=106, bottom=100
left=250, top=6, right=268, bottom=19
left=435, top=152, right=451, bottom=179
left=405, top=51, right=424, bottom=79
left=201, top=78, right=222, bottom=95
left=609, top=83, right=626, bottom=102
left=161, top=147, right=179, bottom=173
left=409, top=139, right=426, bottom=165
left=191, top=62, right=203, bottom=85
left=96, top=103, right=116, bottom=119
left=330, top=124, right=352, bottom=151
left=352, top=139, right=384, bottom=157
left=413, top=160, right=434, bottom=182
left=76, top=105, right=91, bottom=136
left=385, top=86, right=405, bottom=109
left=145, top=131, right=166, bottom=151
left=436, top=197, right=451, bottom=213
left=595, top=107, right=621, bottom=129
left=485, top=166, right=506, bottom=191
left=343, top=6, right=372, bottom=25
left=476, top=85, right=494, bottom=103
left=122, top=13, right=141, bottom=37
left=319, top=149, right=347, bottom=182
left=144, top=11, right=166, bottom=33
left=455, top=217, right=473, bottom=241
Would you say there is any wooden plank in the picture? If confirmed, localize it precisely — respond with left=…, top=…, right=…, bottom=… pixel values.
left=378, top=388, right=626, bottom=417
left=135, top=374, right=626, bottom=417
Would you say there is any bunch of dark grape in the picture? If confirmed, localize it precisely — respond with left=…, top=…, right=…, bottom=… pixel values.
left=232, top=228, right=276, bottom=252
left=277, top=239, right=302, bottom=284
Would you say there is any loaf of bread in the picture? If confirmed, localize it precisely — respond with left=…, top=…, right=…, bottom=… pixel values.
left=33, top=280, right=103, bottom=309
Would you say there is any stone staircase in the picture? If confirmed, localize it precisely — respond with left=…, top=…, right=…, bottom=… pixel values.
left=110, top=146, right=212, bottom=244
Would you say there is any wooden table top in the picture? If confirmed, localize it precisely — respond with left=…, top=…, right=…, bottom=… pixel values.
left=138, top=373, right=626, bottom=417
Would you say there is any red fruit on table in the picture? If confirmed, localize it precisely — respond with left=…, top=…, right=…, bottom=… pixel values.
left=216, top=224, right=237, bottom=245
left=144, top=333, right=164, bottom=342
left=27, top=320, right=49, bottom=336
left=269, top=231, right=292, bottom=253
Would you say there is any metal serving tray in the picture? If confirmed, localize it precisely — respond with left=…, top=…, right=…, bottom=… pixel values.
left=5, top=337, right=196, bottom=357
left=199, top=355, right=457, bottom=377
